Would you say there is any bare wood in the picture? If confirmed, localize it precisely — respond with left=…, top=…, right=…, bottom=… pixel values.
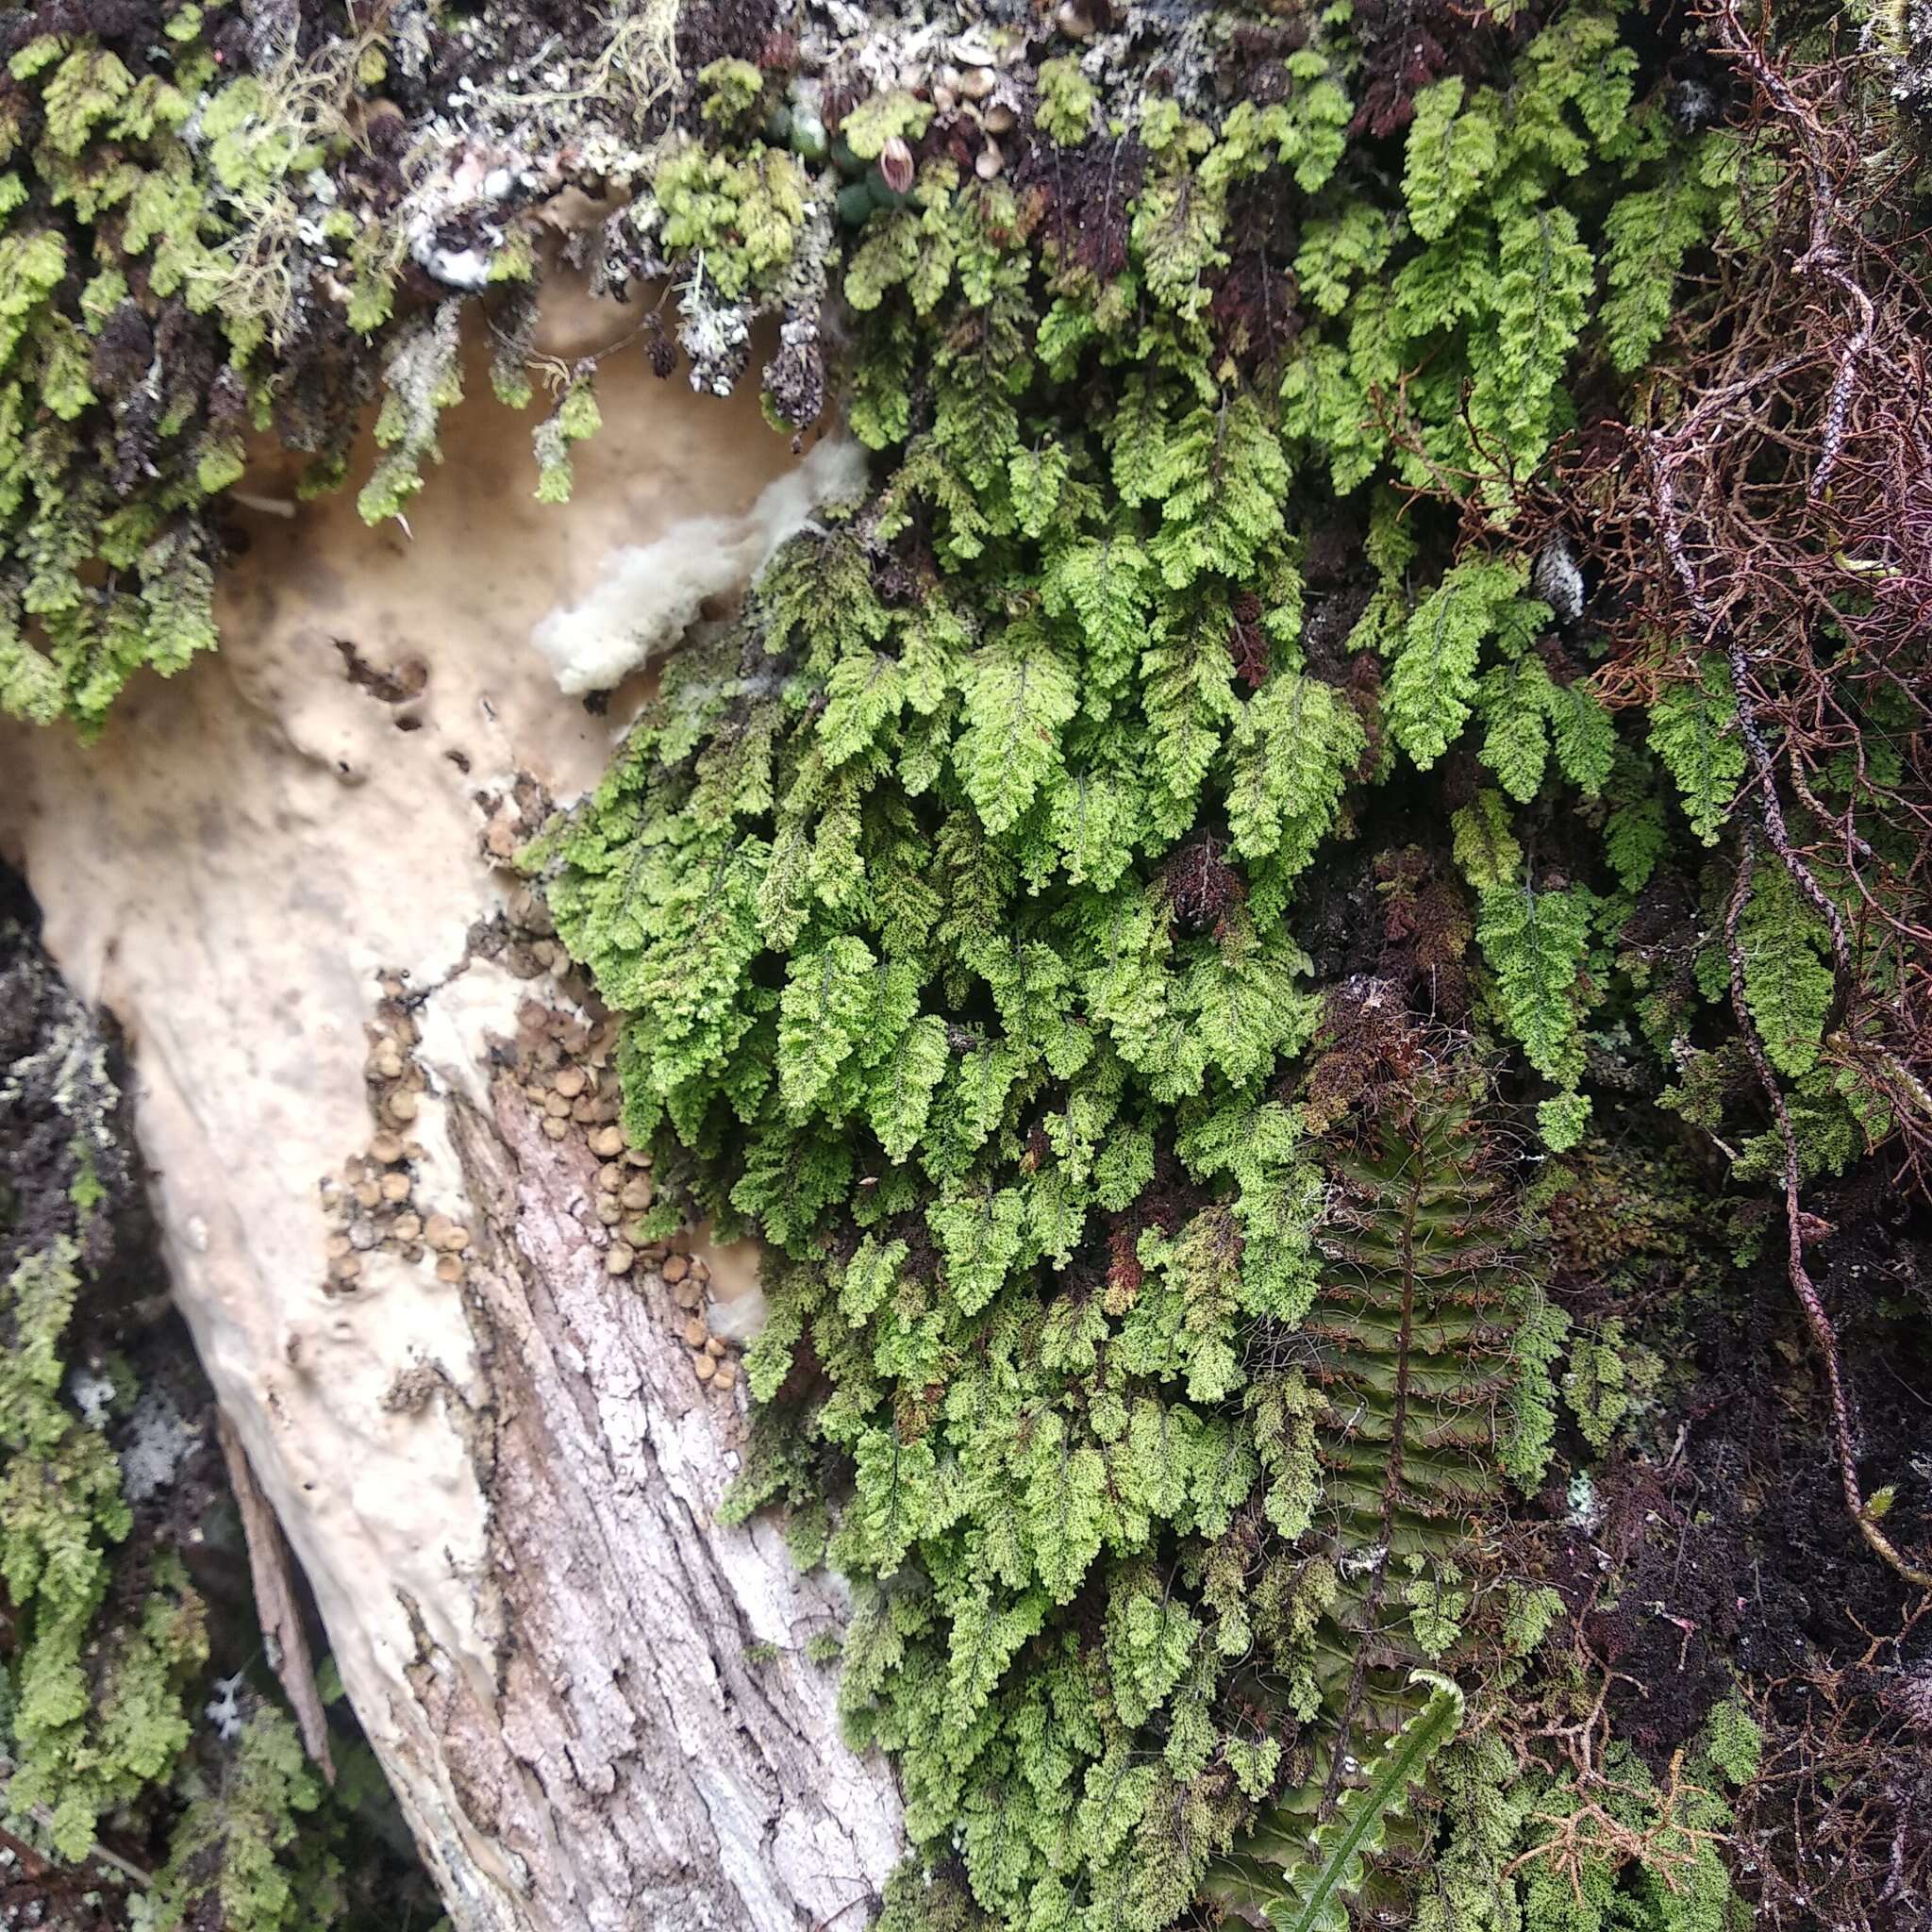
left=217, top=1409, right=339, bottom=1783
left=0, top=331, right=901, bottom=1930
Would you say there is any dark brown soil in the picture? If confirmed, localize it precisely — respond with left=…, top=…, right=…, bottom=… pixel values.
left=1518, top=1147, right=1932, bottom=1927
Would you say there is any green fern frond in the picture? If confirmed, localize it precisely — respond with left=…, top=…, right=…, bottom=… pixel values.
left=1206, top=1672, right=1465, bottom=1930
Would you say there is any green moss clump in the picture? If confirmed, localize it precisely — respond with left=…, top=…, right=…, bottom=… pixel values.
left=0, top=1236, right=208, bottom=1857
left=8, top=2, right=1925, bottom=1926
left=0, top=1, right=655, bottom=733
left=147, top=1707, right=346, bottom=1932
left=0, top=7, right=359, bottom=731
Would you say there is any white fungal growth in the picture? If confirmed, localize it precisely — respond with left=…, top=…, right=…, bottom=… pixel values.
left=706, top=1285, right=768, bottom=1344
left=206, top=1672, right=246, bottom=1742
left=411, top=239, right=495, bottom=291
left=69, top=1365, right=116, bottom=1431
left=529, top=437, right=868, bottom=695
left=120, top=1383, right=203, bottom=1503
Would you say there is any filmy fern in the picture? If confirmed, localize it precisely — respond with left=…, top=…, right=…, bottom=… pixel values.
left=2, top=1, right=1847, bottom=1927
left=528, top=7, right=1761, bottom=1926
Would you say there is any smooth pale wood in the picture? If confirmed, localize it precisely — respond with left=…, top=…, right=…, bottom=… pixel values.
left=0, top=288, right=902, bottom=1929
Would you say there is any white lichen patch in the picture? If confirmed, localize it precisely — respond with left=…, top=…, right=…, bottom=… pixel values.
left=69, top=1364, right=118, bottom=1431
left=0, top=994, right=115, bottom=1156
left=120, top=1382, right=204, bottom=1502
left=1566, top=1470, right=1604, bottom=1532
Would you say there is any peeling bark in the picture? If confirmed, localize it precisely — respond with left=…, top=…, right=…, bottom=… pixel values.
left=217, top=1409, right=338, bottom=1784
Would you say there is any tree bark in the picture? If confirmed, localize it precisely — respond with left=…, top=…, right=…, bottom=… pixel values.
left=401, top=1080, right=901, bottom=1932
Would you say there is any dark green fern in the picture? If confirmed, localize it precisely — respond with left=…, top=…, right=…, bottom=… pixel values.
left=1207, top=1671, right=1465, bottom=1930
left=1210, top=1062, right=1557, bottom=1913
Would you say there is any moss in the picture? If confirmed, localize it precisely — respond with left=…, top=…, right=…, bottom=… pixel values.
left=1562, top=1319, right=1665, bottom=1455
left=523, top=8, right=1927, bottom=1925
left=0, top=1235, right=205, bottom=1857
left=0, top=0, right=675, bottom=729
left=697, top=55, right=766, bottom=129
left=147, top=1707, right=345, bottom=1932
left=1418, top=1715, right=1757, bottom=1932
left=0, top=915, right=208, bottom=1863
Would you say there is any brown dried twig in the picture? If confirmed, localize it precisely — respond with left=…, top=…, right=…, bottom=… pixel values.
left=1503, top=1751, right=1727, bottom=1902
left=1574, top=1, right=1932, bottom=1586
left=1723, top=832, right=1932, bottom=1590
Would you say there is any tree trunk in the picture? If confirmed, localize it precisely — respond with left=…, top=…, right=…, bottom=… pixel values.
left=357, top=1073, right=902, bottom=1932
left=0, top=291, right=902, bottom=1931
